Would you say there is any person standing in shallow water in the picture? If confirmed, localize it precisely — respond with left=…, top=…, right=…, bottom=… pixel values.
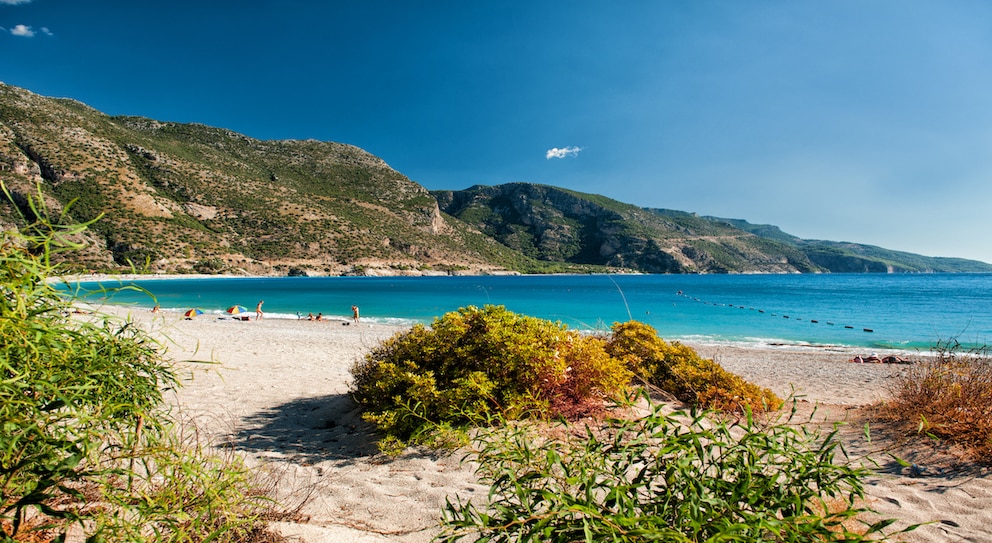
left=256, top=300, right=264, bottom=320
left=351, top=305, right=360, bottom=325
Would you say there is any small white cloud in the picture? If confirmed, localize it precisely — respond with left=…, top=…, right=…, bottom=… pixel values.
left=10, top=24, right=34, bottom=37
left=546, top=146, right=582, bottom=159
left=40, top=26, right=52, bottom=35
left=0, top=0, right=33, bottom=4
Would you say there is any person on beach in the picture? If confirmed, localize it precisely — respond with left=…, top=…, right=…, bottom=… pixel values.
left=307, top=312, right=314, bottom=321
left=315, top=312, right=323, bottom=321
left=352, top=305, right=360, bottom=325
left=256, top=300, right=264, bottom=320
left=151, top=304, right=160, bottom=313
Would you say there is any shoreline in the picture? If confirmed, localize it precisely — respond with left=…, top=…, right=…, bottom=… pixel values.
left=89, top=300, right=934, bottom=358
left=60, top=272, right=981, bottom=353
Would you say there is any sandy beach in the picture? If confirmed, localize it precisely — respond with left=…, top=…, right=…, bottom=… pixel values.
left=96, top=305, right=991, bottom=542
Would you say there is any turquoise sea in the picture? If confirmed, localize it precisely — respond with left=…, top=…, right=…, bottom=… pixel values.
left=70, top=274, right=992, bottom=351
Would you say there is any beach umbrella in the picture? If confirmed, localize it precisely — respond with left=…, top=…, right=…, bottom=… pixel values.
left=226, top=305, right=248, bottom=316
left=184, top=308, right=203, bottom=318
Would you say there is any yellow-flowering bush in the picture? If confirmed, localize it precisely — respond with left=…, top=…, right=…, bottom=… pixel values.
left=351, top=305, right=631, bottom=442
left=352, top=309, right=780, bottom=447
left=608, top=321, right=781, bottom=413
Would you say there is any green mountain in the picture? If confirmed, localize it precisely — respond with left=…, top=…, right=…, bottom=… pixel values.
left=434, top=184, right=811, bottom=273
left=436, top=184, right=992, bottom=273
left=689, top=214, right=992, bottom=273
left=0, top=82, right=538, bottom=275
left=2, top=82, right=988, bottom=275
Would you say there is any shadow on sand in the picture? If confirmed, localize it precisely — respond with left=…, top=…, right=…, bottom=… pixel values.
left=229, top=393, right=383, bottom=465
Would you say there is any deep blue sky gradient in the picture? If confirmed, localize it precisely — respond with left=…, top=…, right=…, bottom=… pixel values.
left=3, top=1, right=991, bottom=263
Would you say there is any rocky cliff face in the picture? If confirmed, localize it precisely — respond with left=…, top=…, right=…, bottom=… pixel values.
left=434, top=183, right=820, bottom=273
left=435, top=184, right=992, bottom=274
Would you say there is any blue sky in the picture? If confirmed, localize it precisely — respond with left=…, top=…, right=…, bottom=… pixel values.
left=3, top=1, right=992, bottom=263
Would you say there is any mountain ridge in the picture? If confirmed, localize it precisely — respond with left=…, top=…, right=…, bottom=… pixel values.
left=2, top=82, right=988, bottom=275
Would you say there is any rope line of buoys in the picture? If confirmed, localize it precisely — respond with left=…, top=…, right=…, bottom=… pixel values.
left=675, top=290, right=876, bottom=333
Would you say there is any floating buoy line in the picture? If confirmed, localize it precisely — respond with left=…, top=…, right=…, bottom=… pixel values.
left=675, top=291, right=875, bottom=333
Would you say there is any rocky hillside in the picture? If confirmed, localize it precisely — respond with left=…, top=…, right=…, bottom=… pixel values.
left=693, top=214, right=992, bottom=273
left=435, top=184, right=992, bottom=273
left=2, top=82, right=989, bottom=275
left=434, top=184, right=815, bottom=273
left=0, top=83, right=535, bottom=275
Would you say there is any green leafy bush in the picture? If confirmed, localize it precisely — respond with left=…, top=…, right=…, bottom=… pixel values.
left=440, top=397, right=911, bottom=542
left=1, top=186, right=288, bottom=542
left=1, top=203, right=173, bottom=536
left=608, top=321, right=781, bottom=412
left=351, top=305, right=631, bottom=443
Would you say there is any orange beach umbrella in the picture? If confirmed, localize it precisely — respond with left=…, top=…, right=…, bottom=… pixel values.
left=184, top=308, right=203, bottom=318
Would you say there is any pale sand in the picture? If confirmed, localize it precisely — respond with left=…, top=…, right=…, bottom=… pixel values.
left=95, top=305, right=991, bottom=542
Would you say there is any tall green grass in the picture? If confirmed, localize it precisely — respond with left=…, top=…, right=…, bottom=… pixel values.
left=1, top=184, right=294, bottom=542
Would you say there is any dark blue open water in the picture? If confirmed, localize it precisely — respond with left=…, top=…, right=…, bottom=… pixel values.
left=69, top=274, right=992, bottom=350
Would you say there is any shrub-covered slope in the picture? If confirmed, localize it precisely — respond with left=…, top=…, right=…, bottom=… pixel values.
left=690, top=214, right=992, bottom=273
left=437, top=183, right=817, bottom=273
left=0, top=83, right=528, bottom=275
left=437, top=183, right=992, bottom=273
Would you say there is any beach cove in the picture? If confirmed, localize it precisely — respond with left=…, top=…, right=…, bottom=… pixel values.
left=86, top=300, right=992, bottom=543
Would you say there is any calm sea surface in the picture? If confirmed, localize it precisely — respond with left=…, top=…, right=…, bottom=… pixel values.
left=70, top=274, right=992, bottom=351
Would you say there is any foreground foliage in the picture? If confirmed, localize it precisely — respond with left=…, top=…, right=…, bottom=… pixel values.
left=1, top=187, right=286, bottom=542
left=351, top=307, right=779, bottom=450
left=439, top=397, right=908, bottom=542
left=608, top=321, right=781, bottom=412
left=881, top=340, right=992, bottom=460
left=351, top=305, right=632, bottom=446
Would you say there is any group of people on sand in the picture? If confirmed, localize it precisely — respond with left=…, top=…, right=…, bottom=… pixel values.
left=850, top=353, right=911, bottom=364
left=164, top=300, right=361, bottom=325
left=256, top=300, right=362, bottom=325
left=302, top=305, right=360, bottom=325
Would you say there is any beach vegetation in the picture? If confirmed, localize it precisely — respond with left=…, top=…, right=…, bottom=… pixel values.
left=192, top=257, right=229, bottom=274
left=608, top=321, right=782, bottom=413
left=351, top=305, right=631, bottom=445
left=350, top=307, right=779, bottom=449
left=0, top=186, right=294, bottom=542
left=439, top=395, right=910, bottom=542
left=879, top=340, right=992, bottom=460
